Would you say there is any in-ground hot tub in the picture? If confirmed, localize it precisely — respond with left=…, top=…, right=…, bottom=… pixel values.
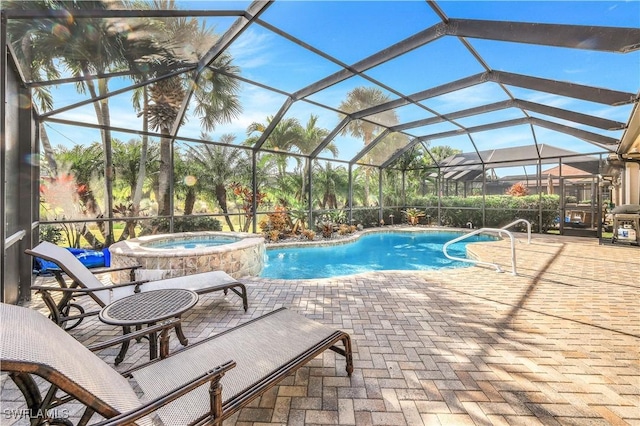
left=109, top=232, right=265, bottom=284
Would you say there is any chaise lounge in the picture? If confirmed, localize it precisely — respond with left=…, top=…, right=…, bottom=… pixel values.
left=26, top=241, right=249, bottom=331
left=1, top=302, right=353, bottom=425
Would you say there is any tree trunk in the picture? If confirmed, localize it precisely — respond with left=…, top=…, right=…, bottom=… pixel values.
left=39, top=123, right=57, bottom=174
left=158, top=134, right=172, bottom=217
left=132, top=85, right=149, bottom=223
left=98, top=79, right=114, bottom=246
left=215, top=183, right=235, bottom=231
left=83, top=66, right=111, bottom=245
left=184, top=186, right=196, bottom=215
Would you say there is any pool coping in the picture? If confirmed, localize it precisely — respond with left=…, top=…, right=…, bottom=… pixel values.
left=265, top=225, right=483, bottom=250
left=110, top=231, right=263, bottom=258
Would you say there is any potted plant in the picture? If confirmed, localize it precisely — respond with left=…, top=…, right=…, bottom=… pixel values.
left=402, top=208, right=425, bottom=226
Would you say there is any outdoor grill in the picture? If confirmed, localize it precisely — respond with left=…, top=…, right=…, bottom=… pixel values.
left=611, top=205, right=640, bottom=245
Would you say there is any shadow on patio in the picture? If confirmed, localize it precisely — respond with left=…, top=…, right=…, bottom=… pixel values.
left=2, top=234, right=639, bottom=425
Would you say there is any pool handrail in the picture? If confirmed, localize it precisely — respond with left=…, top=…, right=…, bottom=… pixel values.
left=442, top=219, right=532, bottom=276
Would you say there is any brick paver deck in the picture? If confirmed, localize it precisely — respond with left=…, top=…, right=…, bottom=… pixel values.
left=2, top=232, right=639, bottom=425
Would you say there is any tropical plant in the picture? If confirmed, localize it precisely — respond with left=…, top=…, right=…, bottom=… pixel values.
left=247, top=116, right=301, bottom=177
left=39, top=225, right=64, bottom=245
left=138, top=3, right=242, bottom=217
left=296, top=115, right=335, bottom=201
left=506, top=182, right=529, bottom=197
left=289, top=203, right=308, bottom=235
left=6, top=0, right=176, bottom=245
left=402, top=208, right=425, bottom=226
left=313, top=162, right=349, bottom=209
left=183, top=134, right=251, bottom=230
left=259, top=205, right=292, bottom=237
left=316, top=220, right=335, bottom=239
left=229, top=182, right=268, bottom=232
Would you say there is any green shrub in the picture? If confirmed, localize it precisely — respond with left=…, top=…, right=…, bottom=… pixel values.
left=39, top=225, right=64, bottom=244
left=351, top=208, right=380, bottom=228
left=148, top=216, right=223, bottom=234
left=411, top=195, right=559, bottom=232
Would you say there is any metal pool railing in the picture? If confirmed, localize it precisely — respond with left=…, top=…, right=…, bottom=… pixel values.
left=442, top=219, right=532, bottom=276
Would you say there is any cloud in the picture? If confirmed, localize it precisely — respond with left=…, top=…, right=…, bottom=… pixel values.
left=228, top=28, right=274, bottom=70
left=425, top=83, right=507, bottom=113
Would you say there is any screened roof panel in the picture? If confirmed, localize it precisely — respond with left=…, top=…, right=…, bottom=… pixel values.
left=305, top=77, right=400, bottom=112
left=327, top=119, right=379, bottom=162
left=259, top=1, right=440, bottom=64
left=415, top=121, right=465, bottom=139
left=374, top=104, right=435, bottom=127
left=358, top=132, right=412, bottom=167
left=425, top=134, right=479, bottom=162
left=453, top=108, right=526, bottom=129
left=274, top=101, right=339, bottom=156
left=471, top=124, right=537, bottom=160
left=227, top=24, right=343, bottom=93
left=363, top=37, right=486, bottom=95
left=530, top=126, right=616, bottom=154
left=420, top=83, right=511, bottom=115
left=7, top=13, right=238, bottom=84
left=469, top=39, right=640, bottom=94
left=437, top=1, right=639, bottom=27
left=506, top=87, right=635, bottom=123
left=176, top=78, right=289, bottom=144
left=526, top=111, right=626, bottom=139
left=3, top=0, right=638, bottom=167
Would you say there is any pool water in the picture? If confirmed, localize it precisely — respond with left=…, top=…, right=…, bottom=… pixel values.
left=144, top=237, right=237, bottom=249
left=260, top=231, right=496, bottom=279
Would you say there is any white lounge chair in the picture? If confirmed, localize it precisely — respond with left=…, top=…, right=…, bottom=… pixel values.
left=26, top=241, right=249, bottom=332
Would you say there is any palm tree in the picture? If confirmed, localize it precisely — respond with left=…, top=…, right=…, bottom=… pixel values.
left=5, top=1, right=61, bottom=174
left=428, top=145, right=461, bottom=163
left=183, top=134, right=250, bottom=231
left=338, top=87, right=399, bottom=205
left=6, top=0, right=166, bottom=246
left=248, top=115, right=337, bottom=204
left=143, top=6, right=242, bottom=217
left=314, top=162, right=349, bottom=210
left=112, top=138, right=159, bottom=238
left=296, top=115, right=335, bottom=203
left=247, top=116, right=302, bottom=179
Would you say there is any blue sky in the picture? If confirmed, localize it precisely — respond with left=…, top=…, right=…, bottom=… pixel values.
left=39, top=0, right=640, bottom=172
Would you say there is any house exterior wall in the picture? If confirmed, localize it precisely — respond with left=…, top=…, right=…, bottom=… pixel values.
left=624, top=163, right=639, bottom=205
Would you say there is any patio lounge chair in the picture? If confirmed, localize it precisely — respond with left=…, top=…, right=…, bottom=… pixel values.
left=1, top=302, right=353, bottom=425
left=26, top=241, right=249, bottom=331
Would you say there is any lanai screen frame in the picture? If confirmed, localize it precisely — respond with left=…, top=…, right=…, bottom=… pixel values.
left=1, top=1, right=639, bottom=295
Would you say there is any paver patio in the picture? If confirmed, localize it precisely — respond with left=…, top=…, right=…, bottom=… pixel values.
left=1, top=232, right=639, bottom=425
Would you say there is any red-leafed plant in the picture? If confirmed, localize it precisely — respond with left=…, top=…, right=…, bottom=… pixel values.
left=506, top=182, right=529, bottom=197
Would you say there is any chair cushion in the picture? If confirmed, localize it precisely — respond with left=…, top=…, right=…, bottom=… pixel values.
left=132, top=308, right=344, bottom=425
left=111, top=270, right=237, bottom=301
left=0, top=303, right=148, bottom=424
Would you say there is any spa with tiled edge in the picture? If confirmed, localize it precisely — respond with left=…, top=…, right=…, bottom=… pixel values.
left=109, top=232, right=265, bottom=284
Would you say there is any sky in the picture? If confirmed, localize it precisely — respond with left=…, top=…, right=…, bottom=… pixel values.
left=31, top=0, right=640, bottom=174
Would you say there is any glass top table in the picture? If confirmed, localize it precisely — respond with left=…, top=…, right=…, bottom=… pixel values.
left=99, top=288, right=199, bottom=364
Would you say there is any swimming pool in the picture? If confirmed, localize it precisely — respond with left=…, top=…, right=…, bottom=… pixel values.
left=260, top=231, right=497, bottom=279
left=143, top=237, right=237, bottom=249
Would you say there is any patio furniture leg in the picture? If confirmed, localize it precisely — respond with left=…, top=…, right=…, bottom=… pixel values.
left=174, top=321, right=189, bottom=346
left=329, top=334, right=354, bottom=376
left=115, top=326, right=132, bottom=365
left=159, top=328, right=170, bottom=359
left=149, top=327, right=158, bottom=361
left=227, top=283, right=248, bottom=311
